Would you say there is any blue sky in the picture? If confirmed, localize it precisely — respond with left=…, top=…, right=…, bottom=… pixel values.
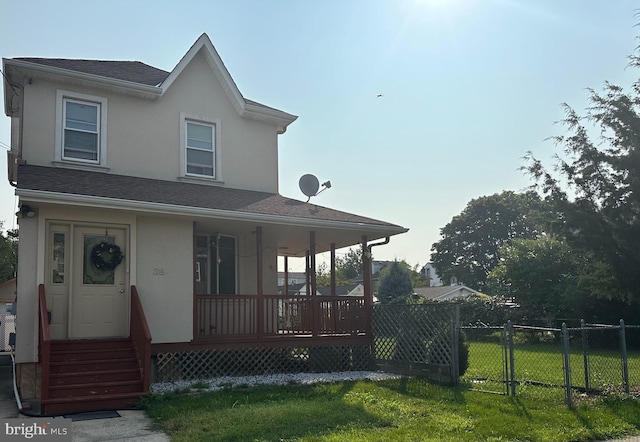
left=1, top=0, right=638, bottom=271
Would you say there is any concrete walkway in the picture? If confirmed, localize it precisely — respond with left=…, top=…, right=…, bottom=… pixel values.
left=0, top=355, right=169, bottom=441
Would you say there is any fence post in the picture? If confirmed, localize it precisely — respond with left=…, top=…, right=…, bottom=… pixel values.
left=562, top=322, right=573, bottom=408
left=581, top=319, right=590, bottom=393
left=450, top=305, right=460, bottom=385
left=620, top=319, right=630, bottom=394
left=501, top=326, right=509, bottom=395
left=507, top=320, right=516, bottom=397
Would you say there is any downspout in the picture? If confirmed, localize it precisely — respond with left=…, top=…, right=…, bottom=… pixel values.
left=3, top=72, right=25, bottom=188
left=367, top=237, right=390, bottom=255
left=366, top=237, right=390, bottom=302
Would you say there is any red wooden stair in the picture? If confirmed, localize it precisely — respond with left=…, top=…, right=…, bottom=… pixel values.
left=41, top=338, right=146, bottom=415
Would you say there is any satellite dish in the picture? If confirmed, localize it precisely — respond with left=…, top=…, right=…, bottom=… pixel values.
left=299, top=174, right=320, bottom=199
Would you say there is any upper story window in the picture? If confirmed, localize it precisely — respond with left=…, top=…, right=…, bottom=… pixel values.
left=186, top=122, right=215, bottom=177
left=63, top=99, right=99, bottom=161
left=55, top=90, right=108, bottom=167
left=180, top=112, right=221, bottom=181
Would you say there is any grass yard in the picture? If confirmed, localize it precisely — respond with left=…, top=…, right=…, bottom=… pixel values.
left=141, top=378, right=640, bottom=442
left=464, top=339, right=640, bottom=395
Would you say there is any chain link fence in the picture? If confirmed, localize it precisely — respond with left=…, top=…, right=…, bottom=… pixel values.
left=460, top=320, right=640, bottom=406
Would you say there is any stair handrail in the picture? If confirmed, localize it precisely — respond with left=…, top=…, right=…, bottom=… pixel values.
left=130, top=286, right=152, bottom=393
left=38, top=284, right=51, bottom=403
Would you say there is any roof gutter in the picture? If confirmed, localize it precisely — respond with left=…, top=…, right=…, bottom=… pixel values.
left=3, top=59, right=163, bottom=98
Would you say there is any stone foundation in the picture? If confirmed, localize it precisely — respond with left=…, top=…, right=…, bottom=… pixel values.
left=16, top=363, right=40, bottom=400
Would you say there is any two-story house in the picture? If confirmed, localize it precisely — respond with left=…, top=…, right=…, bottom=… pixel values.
left=2, top=34, right=407, bottom=414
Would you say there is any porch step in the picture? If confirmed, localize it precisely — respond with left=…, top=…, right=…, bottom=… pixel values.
left=48, top=380, right=143, bottom=399
left=42, top=338, right=146, bottom=414
left=40, top=392, right=144, bottom=415
left=50, top=358, right=140, bottom=373
left=50, top=368, right=142, bottom=385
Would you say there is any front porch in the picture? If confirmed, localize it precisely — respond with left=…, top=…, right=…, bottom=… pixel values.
left=194, top=293, right=367, bottom=342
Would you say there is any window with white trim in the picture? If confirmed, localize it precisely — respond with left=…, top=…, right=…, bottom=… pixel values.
left=55, top=90, right=108, bottom=167
left=63, top=99, right=100, bottom=161
left=186, top=121, right=215, bottom=177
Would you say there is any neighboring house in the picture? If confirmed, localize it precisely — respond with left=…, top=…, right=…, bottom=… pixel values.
left=0, top=278, right=16, bottom=353
left=420, top=262, right=443, bottom=287
left=413, top=285, right=480, bottom=301
left=2, top=34, right=407, bottom=414
left=278, top=282, right=315, bottom=296
left=353, top=260, right=394, bottom=283
left=278, top=282, right=364, bottom=297
left=318, top=283, right=364, bottom=297
left=0, top=277, right=16, bottom=303
left=277, top=271, right=306, bottom=287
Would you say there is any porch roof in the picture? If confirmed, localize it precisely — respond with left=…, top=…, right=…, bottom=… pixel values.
left=16, top=165, right=408, bottom=255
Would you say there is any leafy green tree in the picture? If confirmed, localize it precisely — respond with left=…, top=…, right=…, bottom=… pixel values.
left=315, top=262, right=331, bottom=287
left=377, top=261, right=413, bottom=304
left=430, top=191, right=553, bottom=291
left=487, top=237, right=620, bottom=324
left=335, top=247, right=363, bottom=282
left=0, top=228, right=17, bottom=283
left=314, top=247, right=365, bottom=287
left=524, top=38, right=640, bottom=301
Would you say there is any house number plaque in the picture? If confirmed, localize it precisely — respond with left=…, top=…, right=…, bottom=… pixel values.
left=153, top=268, right=165, bottom=276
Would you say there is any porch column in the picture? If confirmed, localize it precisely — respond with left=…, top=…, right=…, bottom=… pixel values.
left=330, top=243, right=336, bottom=296
left=305, top=251, right=310, bottom=295
left=362, top=235, right=373, bottom=338
left=256, top=226, right=264, bottom=337
left=283, top=256, right=289, bottom=296
left=192, top=222, right=198, bottom=341
left=309, top=231, right=318, bottom=336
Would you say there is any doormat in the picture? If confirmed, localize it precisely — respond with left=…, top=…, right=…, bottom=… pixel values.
left=64, top=410, right=121, bottom=421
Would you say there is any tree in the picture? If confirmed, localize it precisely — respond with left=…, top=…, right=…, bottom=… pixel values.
left=335, top=247, right=363, bottom=282
left=314, top=247, right=365, bottom=287
left=0, top=228, right=17, bottom=283
left=488, top=237, right=625, bottom=324
left=377, top=261, right=413, bottom=304
left=430, top=191, right=553, bottom=291
left=488, top=238, right=580, bottom=324
left=524, top=38, right=640, bottom=301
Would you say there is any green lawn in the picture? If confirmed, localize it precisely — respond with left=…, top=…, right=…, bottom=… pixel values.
left=464, top=340, right=640, bottom=395
left=141, top=378, right=640, bottom=442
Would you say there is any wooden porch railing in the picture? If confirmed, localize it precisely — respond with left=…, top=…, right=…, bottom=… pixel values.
left=130, top=286, right=152, bottom=393
left=195, top=294, right=367, bottom=341
left=38, top=284, right=51, bottom=404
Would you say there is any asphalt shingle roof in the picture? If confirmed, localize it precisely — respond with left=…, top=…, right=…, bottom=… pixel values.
left=15, top=58, right=170, bottom=86
left=17, top=165, right=401, bottom=228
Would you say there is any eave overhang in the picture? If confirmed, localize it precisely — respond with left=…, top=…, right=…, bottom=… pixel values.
left=2, top=58, right=163, bottom=103
left=17, top=187, right=407, bottom=235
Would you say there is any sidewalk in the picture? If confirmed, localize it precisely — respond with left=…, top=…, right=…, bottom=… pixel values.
left=0, top=354, right=169, bottom=441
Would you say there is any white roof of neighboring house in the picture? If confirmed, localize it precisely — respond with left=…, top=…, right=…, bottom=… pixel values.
left=413, top=285, right=479, bottom=301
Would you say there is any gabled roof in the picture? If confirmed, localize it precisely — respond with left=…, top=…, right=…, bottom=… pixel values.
left=318, top=283, right=363, bottom=296
left=16, top=165, right=407, bottom=255
left=3, top=34, right=297, bottom=132
left=413, top=285, right=480, bottom=300
left=11, top=59, right=169, bottom=86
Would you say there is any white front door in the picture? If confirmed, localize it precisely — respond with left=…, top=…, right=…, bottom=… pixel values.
left=69, top=226, right=128, bottom=339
